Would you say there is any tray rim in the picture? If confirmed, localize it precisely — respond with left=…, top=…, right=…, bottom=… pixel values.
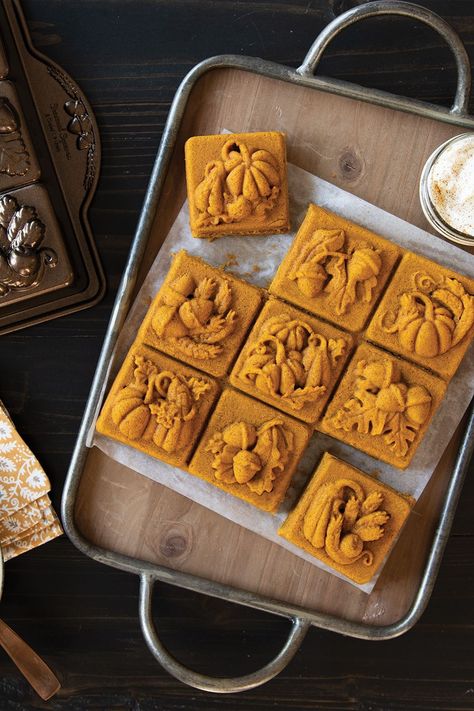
left=62, top=39, right=474, bottom=667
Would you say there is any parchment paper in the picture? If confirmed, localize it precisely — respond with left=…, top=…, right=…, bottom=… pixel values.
left=91, top=162, right=474, bottom=592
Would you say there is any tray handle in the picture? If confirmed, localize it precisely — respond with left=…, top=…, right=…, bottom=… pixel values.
left=139, top=574, right=310, bottom=693
left=297, top=0, right=471, bottom=116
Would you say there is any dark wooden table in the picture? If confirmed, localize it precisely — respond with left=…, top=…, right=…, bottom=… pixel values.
left=0, top=1, right=473, bottom=708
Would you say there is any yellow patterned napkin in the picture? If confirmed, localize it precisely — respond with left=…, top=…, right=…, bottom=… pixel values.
left=0, top=401, right=62, bottom=561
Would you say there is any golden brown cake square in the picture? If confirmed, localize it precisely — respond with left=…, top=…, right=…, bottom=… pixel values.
left=188, top=389, right=311, bottom=512
left=230, top=298, right=353, bottom=424
left=366, top=252, right=474, bottom=380
left=278, top=452, right=413, bottom=584
left=185, top=131, right=290, bottom=238
left=320, top=343, right=446, bottom=469
left=269, top=204, right=401, bottom=332
left=96, top=345, right=220, bottom=467
left=139, top=251, right=263, bottom=377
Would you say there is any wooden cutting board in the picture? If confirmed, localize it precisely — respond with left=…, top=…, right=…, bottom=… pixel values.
left=74, top=66, right=473, bottom=627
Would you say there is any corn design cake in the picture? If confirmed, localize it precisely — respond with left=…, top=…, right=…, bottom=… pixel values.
left=188, top=389, right=310, bottom=512
left=139, top=251, right=262, bottom=377
left=366, top=252, right=474, bottom=380
left=320, top=343, right=446, bottom=469
left=185, top=131, right=290, bottom=238
left=270, top=203, right=401, bottom=332
left=230, top=298, right=353, bottom=424
left=279, top=453, right=413, bottom=584
left=96, top=345, right=220, bottom=467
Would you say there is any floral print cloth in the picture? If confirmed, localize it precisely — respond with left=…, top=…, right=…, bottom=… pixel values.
left=0, top=402, right=62, bottom=560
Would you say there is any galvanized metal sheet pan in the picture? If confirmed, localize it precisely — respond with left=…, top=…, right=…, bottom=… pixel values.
left=62, top=1, right=474, bottom=693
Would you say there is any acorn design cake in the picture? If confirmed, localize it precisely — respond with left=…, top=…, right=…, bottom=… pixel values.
left=230, top=298, right=353, bottom=424
left=320, top=343, right=446, bottom=469
left=270, top=203, right=400, bottom=332
left=139, top=250, right=262, bottom=377
left=279, top=453, right=413, bottom=584
left=185, top=131, right=290, bottom=238
left=96, top=345, right=220, bottom=467
left=366, top=252, right=474, bottom=380
left=188, top=389, right=310, bottom=512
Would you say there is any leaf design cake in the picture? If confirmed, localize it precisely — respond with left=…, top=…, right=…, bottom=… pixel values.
left=320, top=343, right=446, bottom=469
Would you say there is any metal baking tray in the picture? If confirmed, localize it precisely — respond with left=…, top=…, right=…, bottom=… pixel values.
left=0, top=0, right=104, bottom=333
left=62, top=0, right=474, bottom=693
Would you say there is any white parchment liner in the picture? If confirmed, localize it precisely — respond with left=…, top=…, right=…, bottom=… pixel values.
left=91, top=163, right=474, bottom=593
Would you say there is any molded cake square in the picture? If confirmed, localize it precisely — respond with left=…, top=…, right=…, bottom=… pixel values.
left=366, top=252, right=474, bottom=380
left=139, top=250, right=263, bottom=377
left=185, top=131, right=290, bottom=238
left=269, top=203, right=401, bottom=332
left=230, top=297, right=353, bottom=424
left=279, top=452, right=413, bottom=584
left=96, top=344, right=220, bottom=467
left=320, top=343, right=446, bottom=469
left=188, top=389, right=311, bottom=512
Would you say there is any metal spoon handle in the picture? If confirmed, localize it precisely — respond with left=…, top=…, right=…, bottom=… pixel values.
left=0, top=618, right=60, bottom=700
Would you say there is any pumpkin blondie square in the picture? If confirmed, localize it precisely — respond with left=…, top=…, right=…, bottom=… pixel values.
left=230, top=298, right=353, bottom=424
left=320, top=343, right=446, bottom=469
left=279, top=452, right=413, bottom=584
left=366, top=252, right=474, bottom=380
left=270, top=203, right=401, bottom=332
left=96, top=345, right=220, bottom=467
left=185, top=131, right=290, bottom=238
left=139, top=251, right=263, bottom=377
left=188, top=389, right=310, bottom=512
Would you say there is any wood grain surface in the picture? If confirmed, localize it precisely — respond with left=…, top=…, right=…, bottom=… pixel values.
left=0, top=1, right=473, bottom=709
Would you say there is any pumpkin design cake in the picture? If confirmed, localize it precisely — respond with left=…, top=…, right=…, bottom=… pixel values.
left=96, top=345, right=220, bottom=467
left=185, top=131, right=290, bottom=238
left=320, top=343, right=446, bottom=469
left=366, top=252, right=474, bottom=380
left=230, top=298, right=353, bottom=424
left=270, top=204, right=401, bottom=332
left=279, top=453, right=413, bottom=584
left=139, top=251, right=262, bottom=377
left=188, top=389, right=310, bottom=512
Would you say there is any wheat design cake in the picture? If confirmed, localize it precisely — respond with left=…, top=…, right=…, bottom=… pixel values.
left=188, top=389, right=311, bottom=512
left=230, top=298, right=353, bottom=425
left=185, top=131, right=290, bottom=238
left=270, top=203, right=401, bottom=332
left=139, top=251, right=263, bottom=377
left=366, top=252, right=474, bottom=380
left=320, top=343, right=446, bottom=469
left=96, top=345, right=220, bottom=467
left=278, top=453, right=413, bottom=584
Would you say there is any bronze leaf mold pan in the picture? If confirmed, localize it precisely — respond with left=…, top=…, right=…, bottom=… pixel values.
left=0, top=0, right=105, bottom=333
